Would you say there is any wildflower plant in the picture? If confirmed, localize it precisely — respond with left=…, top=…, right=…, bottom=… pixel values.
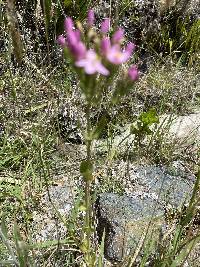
left=57, top=9, right=139, bottom=265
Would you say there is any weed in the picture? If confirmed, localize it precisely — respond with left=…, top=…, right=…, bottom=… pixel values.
left=0, top=1, right=199, bottom=266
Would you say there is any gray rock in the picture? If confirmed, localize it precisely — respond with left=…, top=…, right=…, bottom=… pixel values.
left=31, top=178, right=75, bottom=242
left=168, top=112, right=200, bottom=143
left=96, top=165, right=194, bottom=262
left=97, top=193, right=163, bottom=262
left=127, top=165, right=194, bottom=206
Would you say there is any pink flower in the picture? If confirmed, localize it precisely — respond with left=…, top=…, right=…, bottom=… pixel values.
left=70, top=41, right=87, bottom=60
left=64, top=29, right=86, bottom=60
left=67, top=30, right=81, bottom=46
left=75, top=50, right=109, bottom=76
left=87, top=9, right=95, bottom=26
left=57, top=35, right=67, bottom=47
left=101, top=18, right=110, bottom=33
left=57, top=21, right=86, bottom=60
left=64, top=17, right=74, bottom=33
left=112, top=28, right=124, bottom=43
left=74, top=30, right=81, bottom=41
left=106, top=42, right=135, bottom=64
left=128, top=65, right=139, bottom=81
left=101, top=37, right=111, bottom=54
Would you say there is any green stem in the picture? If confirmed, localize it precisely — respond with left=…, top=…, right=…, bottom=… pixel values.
left=85, top=103, right=92, bottom=260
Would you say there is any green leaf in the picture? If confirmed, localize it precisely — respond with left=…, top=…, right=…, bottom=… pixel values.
left=80, top=160, right=93, bottom=181
left=41, top=0, right=52, bottom=28
left=139, top=108, right=159, bottom=126
left=0, top=227, right=19, bottom=266
left=130, top=109, right=159, bottom=139
left=1, top=216, right=8, bottom=239
left=14, top=222, right=29, bottom=267
left=80, top=239, right=88, bottom=253
left=77, top=0, right=92, bottom=21
left=91, top=116, right=108, bottom=140
left=111, top=79, right=129, bottom=104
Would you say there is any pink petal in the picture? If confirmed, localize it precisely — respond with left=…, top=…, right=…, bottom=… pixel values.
left=119, top=43, right=135, bottom=63
left=101, top=18, right=110, bottom=33
left=128, top=65, right=139, bottom=81
left=101, top=37, right=111, bottom=54
left=112, top=28, right=124, bottom=43
left=120, top=52, right=131, bottom=63
left=86, top=50, right=97, bottom=60
left=75, top=59, right=87, bottom=67
left=106, top=45, right=123, bottom=64
left=67, top=30, right=79, bottom=45
left=76, top=42, right=86, bottom=59
left=57, top=35, right=66, bottom=47
left=68, top=40, right=86, bottom=60
left=85, top=63, right=96, bottom=74
left=75, top=49, right=109, bottom=76
left=87, top=9, right=95, bottom=26
left=96, top=62, right=109, bottom=76
left=64, top=17, right=74, bottom=33
left=109, top=43, right=135, bottom=64
left=74, top=30, right=81, bottom=42
left=124, top=42, right=135, bottom=55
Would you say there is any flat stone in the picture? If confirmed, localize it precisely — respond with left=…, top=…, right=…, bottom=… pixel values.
left=96, top=165, right=194, bottom=262
left=126, top=165, right=194, bottom=207
left=31, top=178, right=74, bottom=242
left=97, top=193, right=163, bottom=262
left=168, top=113, right=200, bottom=143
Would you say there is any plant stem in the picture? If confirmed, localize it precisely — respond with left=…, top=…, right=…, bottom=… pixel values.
left=85, top=102, right=92, bottom=259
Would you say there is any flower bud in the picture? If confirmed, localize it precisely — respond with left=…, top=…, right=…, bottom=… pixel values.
left=125, top=42, right=135, bottom=55
left=87, top=9, right=95, bottom=26
left=112, top=28, right=124, bottom=43
left=71, top=42, right=86, bottom=60
left=101, top=18, right=110, bottom=33
left=64, top=17, right=74, bottom=33
left=128, top=65, right=139, bottom=81
left=101, top=37, right=111, bottom=54
left=67, top=30, right=78, bottom=45
left=57, top=35, right=66, bottom=47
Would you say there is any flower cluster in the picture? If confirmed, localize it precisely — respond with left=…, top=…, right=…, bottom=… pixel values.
left=57, top=10, right=139, bottom=81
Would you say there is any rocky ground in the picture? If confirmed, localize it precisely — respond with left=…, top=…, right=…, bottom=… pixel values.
left=30, top=108, right=200, bottom=265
